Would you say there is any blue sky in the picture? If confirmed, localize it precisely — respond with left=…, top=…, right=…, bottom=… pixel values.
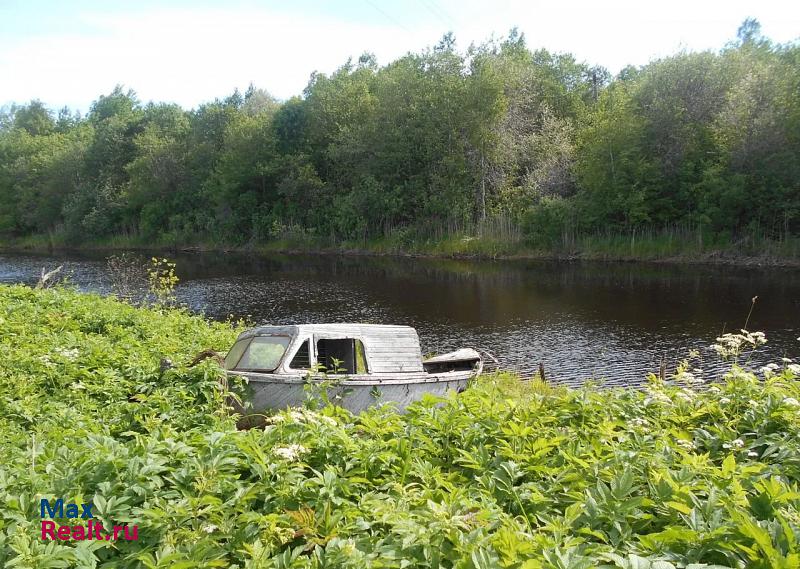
left=1, top=0, right=798, bottom=112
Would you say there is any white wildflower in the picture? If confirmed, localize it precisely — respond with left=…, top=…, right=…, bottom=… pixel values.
left=708, top=386, right=721, bottom=394
left=644, top=389, right=673, bottom=406
left=265, top=409, right=335, bottom=427
left=288, top=410, right=306, bottom=422
left=788, top=364, right=800, bottom=375
left=274, top=444, right=309, bottom=462
left=760, top=365, right=778, bottom=378
left=729, top=367, right=752, bottom=381
left=675, top=439, right=695, bottom=451
left=712, top=330, right=767, bottom=358
left=202, top=524, right=218, bottom=533
left=54, top=347, right=79, bottom=360
left=747, top=451, right=758, bottom=458
left=722, top=438, right=745, bottom=450
left=783, top=397, right=800, bottom=407
left=38, top=354, right=53, bottom=365
left=719, top=397, right=731, bottom=404
left=782, top=357, right=793, bottom=363
left=650, top=391, right=668, bottom=403
left=306, top=410, right=335, bottom=426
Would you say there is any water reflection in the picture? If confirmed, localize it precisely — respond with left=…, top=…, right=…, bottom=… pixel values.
left=1, top=250, right=798, bottom=387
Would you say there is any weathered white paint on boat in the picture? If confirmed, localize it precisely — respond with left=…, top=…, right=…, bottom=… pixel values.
left=423, top=348, right=482, bottom=365
left=226, top=323, right=482, bottom=414
left=229, top=371, right=471, bottom=412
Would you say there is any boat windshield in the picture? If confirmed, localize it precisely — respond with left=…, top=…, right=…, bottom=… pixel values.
left=228, top=335, right=291, bottom=372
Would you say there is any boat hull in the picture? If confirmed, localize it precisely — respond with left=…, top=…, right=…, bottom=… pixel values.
left=229, top=371, right=473, bottom=415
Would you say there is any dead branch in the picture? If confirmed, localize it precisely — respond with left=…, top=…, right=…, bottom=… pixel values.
left=187, top=349, right=225, bottom=367
left=35, top=265, right=63, bottom=289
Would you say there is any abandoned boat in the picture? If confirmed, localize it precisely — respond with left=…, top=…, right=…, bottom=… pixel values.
left=224, top=324, right=483, bottom=413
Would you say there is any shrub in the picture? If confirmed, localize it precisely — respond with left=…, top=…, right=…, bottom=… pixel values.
left=1, top=284, right=799, bottom=567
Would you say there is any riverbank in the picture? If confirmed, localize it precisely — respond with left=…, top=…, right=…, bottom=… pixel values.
left=3, top=230, right=800, bottom=268
left=1, top=284, right=799, bottom=567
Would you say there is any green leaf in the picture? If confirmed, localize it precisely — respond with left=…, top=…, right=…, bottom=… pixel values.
left=722, top=454, right=736, bottom=477
left=665, top=501, right=693, bottom=515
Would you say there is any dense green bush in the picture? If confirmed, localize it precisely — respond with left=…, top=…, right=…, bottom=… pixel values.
left=1, top=285, right=799, bottom=567
left=1, top=22, right=798, bottom=253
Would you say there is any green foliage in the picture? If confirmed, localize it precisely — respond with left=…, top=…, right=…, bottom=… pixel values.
left=0, top=23, right=799, bottom=256
left=2, top=285, right=800, bottom=567
left=146, top=257, right=179, bottom=306
left=573, top=39, right=800, bottom=240
left=523, top=197, right=574, bottom=247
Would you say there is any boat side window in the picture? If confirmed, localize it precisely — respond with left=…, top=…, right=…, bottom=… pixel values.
left=224, top=338, right=251, bottom=370
left=316, top=338, right=368, bottom=374
left=235, top=335, right=290, bottom=372
left=288, top=339, right=311, bottom=370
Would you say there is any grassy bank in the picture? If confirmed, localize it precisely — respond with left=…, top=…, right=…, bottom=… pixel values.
left=2, top=284, right=800, bottom=567
left=3, top=223, right=800, bottom=267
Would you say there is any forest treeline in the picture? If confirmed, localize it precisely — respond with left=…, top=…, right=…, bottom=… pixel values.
left=1, top=20, right=798, bottom=251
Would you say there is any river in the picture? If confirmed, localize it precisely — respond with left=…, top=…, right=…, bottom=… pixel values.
left=2, top=250, right=798, bottom=387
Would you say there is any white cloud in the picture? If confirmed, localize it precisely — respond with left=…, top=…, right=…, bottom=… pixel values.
left=1, top=7, right=441, bottom=110
left=1, top=0, right=797, bottom=112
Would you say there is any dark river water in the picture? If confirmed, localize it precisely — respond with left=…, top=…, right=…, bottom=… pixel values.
left=2, top=250, right=799, bottom=387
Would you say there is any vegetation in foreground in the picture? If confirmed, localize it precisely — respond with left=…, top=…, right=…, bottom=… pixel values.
left=1, top=20, right=799, bottom=261
left=1, top=284, right=800, bottom=568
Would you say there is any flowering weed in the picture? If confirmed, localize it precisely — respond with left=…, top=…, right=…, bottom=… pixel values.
left=1, top=285, right=799, bottom=567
